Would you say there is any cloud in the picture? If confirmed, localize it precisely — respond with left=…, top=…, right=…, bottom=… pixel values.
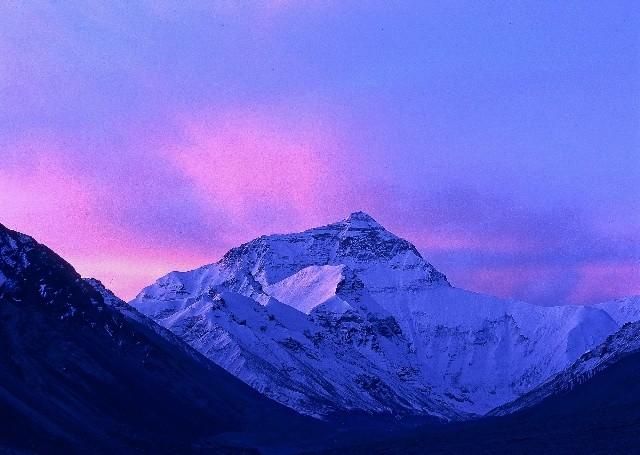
left=0, top=137, right=214, bottom=300
left=2, top=131, right=637, bottom=306
left=568, top=261, right=640, bottom=305
left=382, top=187, right=640, bottom=305
left=173, top=110, right=326, bottom=214
left=0, top=138, right=99, bottom=246
left=0, top=108, right=363, bottom=300
left=161, top=106, right=358, bottom=239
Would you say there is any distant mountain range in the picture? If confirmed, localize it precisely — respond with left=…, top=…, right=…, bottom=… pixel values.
left=1, top=214, right=639, bottom=453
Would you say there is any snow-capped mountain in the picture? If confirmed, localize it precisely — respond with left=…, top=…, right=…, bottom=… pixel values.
left=131, top=212, right=634, bottom=418
left=0, top=223, right=307, bottom=453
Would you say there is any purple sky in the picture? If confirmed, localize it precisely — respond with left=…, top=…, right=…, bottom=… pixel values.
left=1, top=2, right=638, bottom=304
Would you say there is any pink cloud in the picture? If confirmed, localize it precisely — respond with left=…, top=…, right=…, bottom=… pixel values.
left=459, top=265, right=565, bottom=302
left=69, top=251, right=213, bottom=301
left=410, top=229, right=538, bottom=254
left=0, top=114, right=362, bottom=300
left=0, top=140, right=98, bottom=246
left=163, top=107, right=354, bottom=239
left=449, top=260, right=640, bottom=306
left=2, top=128, right=636, bottom=306
left=568, top=261, right=640, bottom=305
left=0, top=138, right=210, bottom=300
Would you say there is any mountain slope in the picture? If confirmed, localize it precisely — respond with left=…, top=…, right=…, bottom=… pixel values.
left=131, top=212, right=621, bottom=418
left=491, top=319, right=640, bottom=416
left=594, top=295, right=640, bottom=325
left=343, top=322, right=640, bottom=454
left=0, top=223, right=310, bottom=453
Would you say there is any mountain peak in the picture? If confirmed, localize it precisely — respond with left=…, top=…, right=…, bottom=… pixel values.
left=217, top=210, right=449, bottom=288
left=344, top=211, right=382, bottom=228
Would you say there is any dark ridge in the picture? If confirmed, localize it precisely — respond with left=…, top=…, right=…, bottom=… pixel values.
left=0, top=223, right=318, bottom=453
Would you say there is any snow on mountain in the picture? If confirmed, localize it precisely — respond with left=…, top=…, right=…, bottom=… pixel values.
left=491, top=319, right=640, bottom=417
left=264, top=265, right=346, bottom=314
left=390, top=286, right=618, bottom=413
left=593, top=295, right=640, bottom=325
left=357, top=320, right=640, bottom=454
left=131, top=212, right=628, bottom=418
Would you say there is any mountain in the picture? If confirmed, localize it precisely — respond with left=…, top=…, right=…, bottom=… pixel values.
left=343, top=321, right=640, bottom=454
left=0, top=223, right=311, bottom=453
left=593, top=295, right=640, bottom=325
left=491, top=318, right=640, bottom=416
left=131, top=212, right=624, bottom=418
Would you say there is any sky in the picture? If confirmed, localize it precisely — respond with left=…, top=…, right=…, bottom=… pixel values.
left=1, top=1, right=638, bottom=305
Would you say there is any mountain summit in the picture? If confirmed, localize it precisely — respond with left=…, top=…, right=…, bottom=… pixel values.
left=131, top=213, right=625, bottom=418
left=213, top=211, right=450, bottom=301
left=344, top=210, right=383, bottom=227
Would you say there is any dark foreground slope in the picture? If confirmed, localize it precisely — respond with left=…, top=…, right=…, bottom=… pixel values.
left=335, top=327, right=640, bottom=454
left=0, top=223, right=315, bottom=454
